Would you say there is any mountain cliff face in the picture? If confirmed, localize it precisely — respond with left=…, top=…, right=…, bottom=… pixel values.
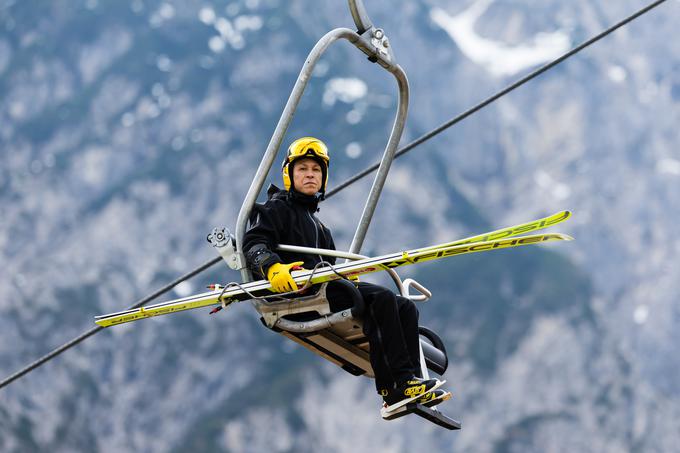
left=1, top=1, right=678, bottom=451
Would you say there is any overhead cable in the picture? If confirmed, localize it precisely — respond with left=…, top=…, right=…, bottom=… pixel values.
left=0, top=257, right=220, bottom=390
left=0, top=0, right=668, bottom=390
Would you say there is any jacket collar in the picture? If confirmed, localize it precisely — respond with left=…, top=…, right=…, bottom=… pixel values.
left=267, top=184, right=321, bottom=212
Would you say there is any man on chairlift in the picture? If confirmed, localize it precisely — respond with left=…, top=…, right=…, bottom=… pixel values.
left=243, top=137, right=451, bottom=413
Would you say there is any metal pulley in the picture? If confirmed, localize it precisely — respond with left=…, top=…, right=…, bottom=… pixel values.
left=207, top=227, right=242, bottom=270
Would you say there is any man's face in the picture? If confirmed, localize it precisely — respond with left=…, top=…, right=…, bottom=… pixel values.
left=292, top=157, right=323, bottom=195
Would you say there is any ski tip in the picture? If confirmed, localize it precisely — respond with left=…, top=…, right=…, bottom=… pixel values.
left=551, top=210, right=572, bottom=220
left=544, top=233, right=573, bottom=242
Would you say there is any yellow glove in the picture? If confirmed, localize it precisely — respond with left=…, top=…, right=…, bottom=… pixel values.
left=267, top=261, right=304, bottom=293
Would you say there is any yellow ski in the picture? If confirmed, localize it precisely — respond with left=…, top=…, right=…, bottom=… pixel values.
left=95, top=231, right=572, bottom=327
left=418, top=210, right=571, bottom=251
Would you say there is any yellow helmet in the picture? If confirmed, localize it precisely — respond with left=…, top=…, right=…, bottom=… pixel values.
left=281, top=137, right=330, bottom=195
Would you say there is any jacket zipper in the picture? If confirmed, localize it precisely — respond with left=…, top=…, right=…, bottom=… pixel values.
left=306, top=210, right=323, bottom=263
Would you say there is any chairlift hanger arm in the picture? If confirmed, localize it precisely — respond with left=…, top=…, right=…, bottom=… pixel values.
left=348, top=0, right=373, bottom=34
left=235, top=24, right=408, bottom=280
left=277, top=244, right=365, bottom=261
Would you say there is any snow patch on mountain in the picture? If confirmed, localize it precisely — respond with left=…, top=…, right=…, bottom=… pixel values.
left=430, top=0, right=570, bottom=77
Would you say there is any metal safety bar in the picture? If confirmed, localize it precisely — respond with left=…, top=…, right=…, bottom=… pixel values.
left=276, top=244, right=431, bottom=302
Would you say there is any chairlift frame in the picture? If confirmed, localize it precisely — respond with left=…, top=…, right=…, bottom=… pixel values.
left=224, top=0, right=460, bottom=430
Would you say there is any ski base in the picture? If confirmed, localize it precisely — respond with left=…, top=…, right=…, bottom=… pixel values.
left=411, top=403, right=460, bottom=430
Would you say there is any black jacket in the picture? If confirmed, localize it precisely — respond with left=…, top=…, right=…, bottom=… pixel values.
left=243, top=185, right=336, bottom=278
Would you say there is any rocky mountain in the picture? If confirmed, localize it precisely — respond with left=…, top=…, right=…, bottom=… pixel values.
left=1, top=0, right=678, bottom=451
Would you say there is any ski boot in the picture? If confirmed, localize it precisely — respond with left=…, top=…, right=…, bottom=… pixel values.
left=416, top=389, right=452, bottom=408
left=379, top=377, right=446, bottom=414
left=380, top=379, right=451, bottom=421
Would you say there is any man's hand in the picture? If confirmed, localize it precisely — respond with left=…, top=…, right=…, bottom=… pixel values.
left=267, top=261, right=305, bottom=293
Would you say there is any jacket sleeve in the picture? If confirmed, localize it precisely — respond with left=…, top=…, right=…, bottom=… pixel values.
left=243, top=201, right=287, bottom=278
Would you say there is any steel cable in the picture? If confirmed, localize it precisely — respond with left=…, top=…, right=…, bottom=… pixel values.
left=0, top=0, right=669, bottom=390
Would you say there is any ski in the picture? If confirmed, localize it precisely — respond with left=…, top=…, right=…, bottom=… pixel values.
left=95, top=231, right=572, bottom=327
left=419, top=210, right=571, bottom=251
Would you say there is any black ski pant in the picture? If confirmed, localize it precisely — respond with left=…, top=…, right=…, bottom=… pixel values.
left=326, top=281, right=421, bottom=392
